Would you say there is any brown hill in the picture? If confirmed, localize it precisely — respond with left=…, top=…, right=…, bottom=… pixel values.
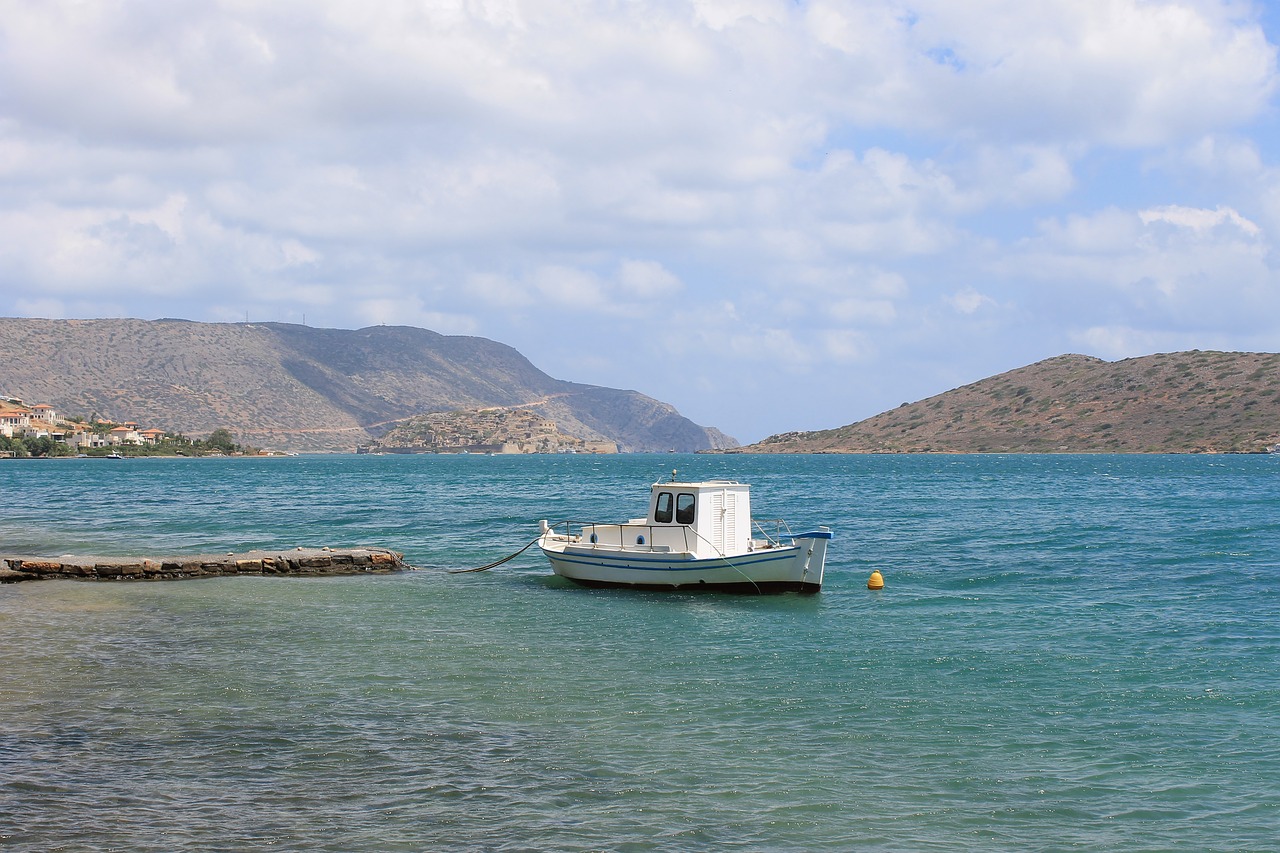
left=749, top=351, right=1280, bottom=454
left=0, top=318, right=737, bottom=453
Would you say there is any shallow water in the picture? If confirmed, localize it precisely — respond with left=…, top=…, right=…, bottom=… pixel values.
left=2, top=453, right=1278, bottom=850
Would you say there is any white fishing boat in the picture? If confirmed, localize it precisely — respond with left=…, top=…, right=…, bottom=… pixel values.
left=537, top=474, right=832, bottom=593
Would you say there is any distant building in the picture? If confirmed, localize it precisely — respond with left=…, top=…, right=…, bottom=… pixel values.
left=0, top=407, right=32, bottom=438
left=109, top=425, right=142, bottom=445
left=139, top=428, right=166, bottom=445
left=30, top=403, right=57, bottom=423
left=68, top=429, right=108, bottom=450
left=0, top=400, right=174, bottom=451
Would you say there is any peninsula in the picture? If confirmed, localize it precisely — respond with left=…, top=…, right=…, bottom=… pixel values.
left=748, top=351, right=1280, bottom=454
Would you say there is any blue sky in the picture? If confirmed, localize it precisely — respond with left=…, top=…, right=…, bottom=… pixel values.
left=2, top=0, right=1279, bottom=443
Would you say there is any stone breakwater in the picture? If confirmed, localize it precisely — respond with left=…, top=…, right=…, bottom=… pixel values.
left=0, top=547, right=408, bottom=583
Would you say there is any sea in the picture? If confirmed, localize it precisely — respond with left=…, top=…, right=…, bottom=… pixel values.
left=1, top=452, right=1277, bottom=852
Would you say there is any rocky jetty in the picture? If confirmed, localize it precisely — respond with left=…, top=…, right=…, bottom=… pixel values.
left=0, top=546, right=407, bottom=583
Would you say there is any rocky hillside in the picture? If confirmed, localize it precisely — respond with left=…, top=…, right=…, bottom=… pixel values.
left=368, top=408, right=618, bottom=454
left=749, top=351, right=1280, bottom=454
left=0, top=318, right=737, bottom=453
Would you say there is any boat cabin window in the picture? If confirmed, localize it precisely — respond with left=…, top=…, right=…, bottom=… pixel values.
left=654, top=491, right=696, bottom=524
left=654, top=492, right=673, bottom=523
left=676, top=493, right=696, bottom=524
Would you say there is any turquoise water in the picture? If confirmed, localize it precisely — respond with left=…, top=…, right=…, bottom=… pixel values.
left=2, top=453, right=1278, bottom=851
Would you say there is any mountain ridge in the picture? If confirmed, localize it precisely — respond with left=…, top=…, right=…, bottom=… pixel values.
left=0, top=318, right=736, bottom=453
left=747, top=350, right=1280, bottom=454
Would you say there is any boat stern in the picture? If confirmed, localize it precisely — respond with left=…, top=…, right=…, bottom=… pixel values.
left=792, top=527, right=833, bottom=591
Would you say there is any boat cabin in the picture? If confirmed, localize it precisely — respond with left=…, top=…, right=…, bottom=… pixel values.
left=639, top=479, right=752, bottom=557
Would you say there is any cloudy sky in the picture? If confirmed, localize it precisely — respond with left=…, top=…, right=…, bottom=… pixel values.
left=3, top=0, right=1278, bottom=442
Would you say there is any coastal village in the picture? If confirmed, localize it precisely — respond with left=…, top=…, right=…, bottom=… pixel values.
left=1, top=397, right=164, bottom=450
left=0, top=395, right=254, bottom=457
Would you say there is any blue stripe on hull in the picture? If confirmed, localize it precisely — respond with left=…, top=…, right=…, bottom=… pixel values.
left=548, top=548, right=798, bottom=572
left=563, top=576, right=821, bottom=595
left=541, top=545, right=821, bottom=593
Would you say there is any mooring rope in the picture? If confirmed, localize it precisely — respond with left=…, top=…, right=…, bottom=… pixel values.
left=446, top=534, right=544, bottom=574
left=686, top=525, right=763, bottom=594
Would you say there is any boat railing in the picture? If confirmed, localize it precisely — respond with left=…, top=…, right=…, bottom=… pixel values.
left=553, top=520, right=694, bottom=553
left=751, top=518, right=795, bottom=547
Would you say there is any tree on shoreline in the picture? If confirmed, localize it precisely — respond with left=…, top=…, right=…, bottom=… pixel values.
left=202, top=428, right=238, bottom=455
left=0, top=435, right=73, bottom=458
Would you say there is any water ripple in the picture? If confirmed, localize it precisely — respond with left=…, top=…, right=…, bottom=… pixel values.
left=2, top=454, right=1279, bottom=850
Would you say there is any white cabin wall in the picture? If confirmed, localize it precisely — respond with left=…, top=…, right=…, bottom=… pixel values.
left=650, top=481, right=753, bottom=556
left=698, top=484, right=751, bottom=555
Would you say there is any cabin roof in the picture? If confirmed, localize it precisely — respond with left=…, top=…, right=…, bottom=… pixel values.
left=652, top=479, right=746, bottom=490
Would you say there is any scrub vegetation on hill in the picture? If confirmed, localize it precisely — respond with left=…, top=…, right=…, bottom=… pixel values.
left=750, top=351, right=1280, bottom=454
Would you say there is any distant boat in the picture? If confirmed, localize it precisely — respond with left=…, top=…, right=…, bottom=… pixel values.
left=537, top=473, right=831, bottom=593
left=105, top=452, right=124, bottom=459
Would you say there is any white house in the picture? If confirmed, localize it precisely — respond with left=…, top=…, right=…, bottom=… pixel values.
left=0, top=407, right=32, bottom=438
left=109, top=426, right=142, bottom=445
left=30, top=403, right=58, bottom=423
left=138, top=428, right=167, bottom=445
left=68, top=430, right=108, bottom=449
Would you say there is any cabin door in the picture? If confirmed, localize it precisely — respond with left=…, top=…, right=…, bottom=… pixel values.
left=710, top=490, right=736, bottom=554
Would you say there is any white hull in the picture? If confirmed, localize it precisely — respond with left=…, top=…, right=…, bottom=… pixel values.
left=539, top=530, right=830, bottom=593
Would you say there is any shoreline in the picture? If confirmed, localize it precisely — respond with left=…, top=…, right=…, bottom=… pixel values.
left=1, top=546, right=408, bottom=583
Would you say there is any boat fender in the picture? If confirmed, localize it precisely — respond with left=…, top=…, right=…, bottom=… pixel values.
left=540, top=519, right=550, bottom=534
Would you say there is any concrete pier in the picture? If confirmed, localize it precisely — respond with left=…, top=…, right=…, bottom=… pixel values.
left=0, top=547, right=408, bottom=583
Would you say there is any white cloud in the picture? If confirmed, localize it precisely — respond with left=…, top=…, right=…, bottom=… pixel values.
left=616, top=259, right=682, bottom=298
left=731, top=326, right=812, bottom=368
left=693, top=0, right=791, bottom=31
left=1030, top=207, right=1143, bottom=254
left=1138, top=204, right=1261, bottom=236
left=819, top=329, right=873, bottom=362
left=1071, top=325, right=1190, bottom=359
left=1174, top=134, right=1265, bottom=177
left=957, top=146, right=1077, bottom=207
left=826, top=298, right=897, bottom=325
left=351, top=297, right=478, bottom=335
left=893, top=0, right=1278, bottom=146
left=1005, top=202, right=1275, bottom=348
left=467, top=272, right=535, bottom=309
left=948, top=287, right=996, bottom=315
left=0, top=0, right=1278, bottom=441
left=13, top=297, right=71, bottom=318
left=531, top=265, right=604, bottom=307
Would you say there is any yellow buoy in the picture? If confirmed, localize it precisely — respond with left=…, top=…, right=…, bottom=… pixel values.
left=867, top=570, right=884, bottom=590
